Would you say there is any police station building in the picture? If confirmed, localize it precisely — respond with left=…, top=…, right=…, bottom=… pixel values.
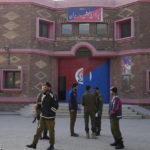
left=0, top=0, right=150, bottom=108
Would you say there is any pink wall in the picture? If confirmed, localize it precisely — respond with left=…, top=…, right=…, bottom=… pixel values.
left=1, top=46, right=150, bottom=104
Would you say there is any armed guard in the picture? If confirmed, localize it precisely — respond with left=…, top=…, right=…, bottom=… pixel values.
left=33, top=85, right=49, bottom=139
left=26, top=82, right=58, bottom=150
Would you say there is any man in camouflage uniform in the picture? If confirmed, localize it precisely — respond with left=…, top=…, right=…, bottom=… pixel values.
left=81, top=85, right=96, bottom=139
left=93, top=87, right=103, bottom=136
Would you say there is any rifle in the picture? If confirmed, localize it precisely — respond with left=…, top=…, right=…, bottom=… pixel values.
left=32, top=117, right=37, bottom=123
left=32, top=107, right=41, bottom=123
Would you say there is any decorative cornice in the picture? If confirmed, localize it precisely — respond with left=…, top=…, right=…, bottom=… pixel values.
left=0, top=0, right=150, bottom=10
left=0, top=47, right=150, bottom=58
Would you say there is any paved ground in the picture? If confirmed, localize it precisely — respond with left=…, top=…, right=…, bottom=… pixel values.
left=0, top=115, right=150, bottom=150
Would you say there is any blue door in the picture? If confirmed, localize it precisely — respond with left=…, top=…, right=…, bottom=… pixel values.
left=59, top=58, right=110, bottom=103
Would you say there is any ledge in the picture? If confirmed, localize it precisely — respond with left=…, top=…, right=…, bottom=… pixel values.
left=36, top=37, right=54, bottom=43
left=1, top=89, right=22, bottom=94
left=115, top=37, right=134, bottom=43
left=1, top=48, right=150, bottom=57
left=0, top=97, right=36, bottom=103
left=122, top=99, right=150, bottom=105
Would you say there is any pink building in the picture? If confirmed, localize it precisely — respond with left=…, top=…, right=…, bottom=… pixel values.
left=0, top=0, right=150, bottom=110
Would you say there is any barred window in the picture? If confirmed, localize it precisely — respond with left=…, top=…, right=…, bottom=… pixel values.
left=97, top=23, right=107, bottom=36
left=39, top=22, right=49, bottom=38
left=62, top=24, right=72, bottom=35
left=5, top=71, right=21, bottom=89
left=121, top=21, right=131, bottom=38
left=79, top=23, right=90, bottom=35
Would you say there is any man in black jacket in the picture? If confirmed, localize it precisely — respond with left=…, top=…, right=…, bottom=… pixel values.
left=26, top=82, right=58, bottom=150
left=69, top=83, right=79, bottom=137
left=109, top=87, right=124, bottom=149
left=34, top=85, right=49, bottom=140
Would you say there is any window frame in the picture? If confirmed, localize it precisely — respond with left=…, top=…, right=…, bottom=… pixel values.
left=114, top=17, right=134, bottom=43
left=61, top=23, right=73, bottom=36
left=96, top=23, right=108, bottom=36
left=0, top=69, right=23, bottom=93
left=78, top=23, right=90, bottom=35
left=146, top=70, right=150, bottom=93
left=36, top=17, right=55, bottom=43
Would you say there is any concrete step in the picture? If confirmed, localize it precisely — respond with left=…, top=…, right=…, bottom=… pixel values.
left=0, top=111, right=19, bottom=115
left=57, top=108, right=131, bottom=112
left=55, top=104, right=143, bottom=119
left=56, top=110, right=138, bottom=115
left=56, top=105, right=130, bottom=109
left=56, top=108, right=137, bottom=112
left=56, top=114, right=143, bottom=119
left=16, top=103, right=144, bottom=119
left=55, top=112, right=139, bottom=116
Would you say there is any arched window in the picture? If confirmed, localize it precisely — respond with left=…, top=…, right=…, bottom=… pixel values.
left=75, top=47, right=92, bottom=57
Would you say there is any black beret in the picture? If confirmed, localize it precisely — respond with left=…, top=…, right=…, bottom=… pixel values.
left=86, top=85, right=91, bottom=90
left=45, top=82, right=52, bottom=88
left=94, top=87, right=99, bottom=90
left=72, top=83, right=78, bottom=88
left=110, top=87, right=117, bottom=93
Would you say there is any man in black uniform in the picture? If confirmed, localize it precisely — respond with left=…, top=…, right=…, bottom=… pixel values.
left=26, top=82, right=58, bottom=150
left=69, top=83, right=79, bottom=137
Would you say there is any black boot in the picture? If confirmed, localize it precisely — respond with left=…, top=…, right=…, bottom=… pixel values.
left=42, top=135, right=49, bottom=139
left=42, top=130, right=49, bottom=139
left=110, top=138, right=117, bottom=146
left=71, top=133, right=79, bottom=137
left=26, top=143, right=36, bottom=149
left=96, top=129, right=100, bottom=136
left=115, top=139, right=124, bottom=149
left=47, top=145, right=54, bottom=150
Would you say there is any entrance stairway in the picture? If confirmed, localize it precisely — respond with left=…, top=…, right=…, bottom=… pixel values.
left=16, top=103, right=145, bottom=119
left=56, top=103, right=143, bottom=119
